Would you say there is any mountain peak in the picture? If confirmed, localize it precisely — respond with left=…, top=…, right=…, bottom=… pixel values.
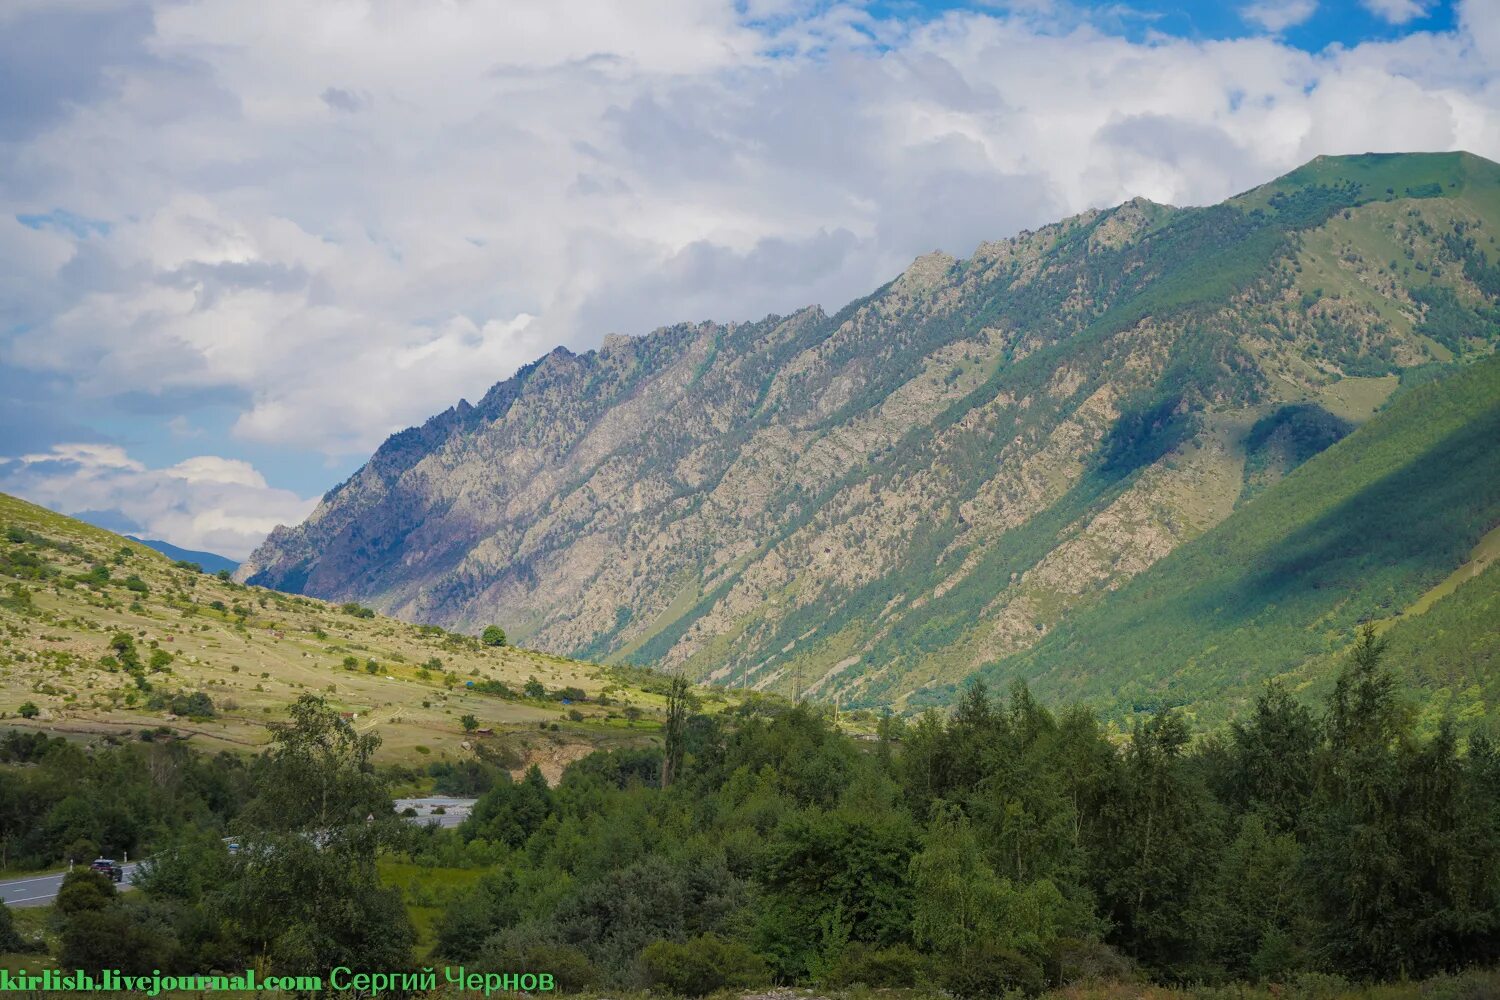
left=1235, top=149, right=1500, bottom=210
left=893, top=250, right=957, bottom=293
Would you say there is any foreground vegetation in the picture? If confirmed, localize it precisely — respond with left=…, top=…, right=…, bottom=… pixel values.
left=9, top=627, right=1495, bottom=998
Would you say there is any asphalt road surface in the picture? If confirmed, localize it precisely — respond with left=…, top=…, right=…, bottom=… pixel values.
left=0, top=799, right=476, bottom=908
left=0, top=863, right=139, bottom=908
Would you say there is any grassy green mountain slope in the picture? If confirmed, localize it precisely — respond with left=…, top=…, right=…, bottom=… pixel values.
left=0, top=493, right=728, bottom=770
left=966, top=354, right=1500, bottom=726
left=238, top=152, right=1500, bottom=720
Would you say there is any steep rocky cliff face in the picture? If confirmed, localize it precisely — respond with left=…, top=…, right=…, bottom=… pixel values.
left=241, top=152, right=1500, bottom=716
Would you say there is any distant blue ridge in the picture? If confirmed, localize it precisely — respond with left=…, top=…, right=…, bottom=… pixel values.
left=127, top=536, right=240, bottom=575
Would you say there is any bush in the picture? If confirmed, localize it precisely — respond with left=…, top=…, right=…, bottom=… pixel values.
left=821, top=942, right=926, bottom=988
left=55, top=870, right=117, bottom=916
left=1047, top=937, right=1133, bottom=986
left=640, top=934, right=769, bottom=996
left=481, top=626, right=507, bottom=648
left=17, top=701, right=39, bottom=719
left=0, top=901, right=31, bottom=952
left=1419, top=969, right=1500, bottom=1000
left=59, top=905, right=177, bottom=974
left=939, top=943, right=1045, bottom=999
left=169, top=692, right=214, bottom=718
left=474, top=928, right=597, bottom=993
left=1287, top=971, right=1351, bottom=1000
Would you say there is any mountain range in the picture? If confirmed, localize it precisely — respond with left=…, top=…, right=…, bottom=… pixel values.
left=127, top=536, right=240, bottom=576
left=240, top=151, right=1500, bottom=725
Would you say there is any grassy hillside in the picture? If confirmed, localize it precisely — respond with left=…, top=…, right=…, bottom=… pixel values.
left=0, top=492, right=756, bottom=771
left=977, top=354, right=1500, bottom=726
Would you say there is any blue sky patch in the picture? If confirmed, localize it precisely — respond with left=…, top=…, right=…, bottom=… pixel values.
left=16, top=208, right=111, bottom=238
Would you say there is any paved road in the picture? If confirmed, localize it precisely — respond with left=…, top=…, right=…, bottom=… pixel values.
left=0, top=863, right=139, bottom=908
left=0, top=799, right=476, bottom=907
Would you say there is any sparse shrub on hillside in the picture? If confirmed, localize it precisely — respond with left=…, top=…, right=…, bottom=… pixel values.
left=75, top=564, right=110, bottom=589
left=481, top=625, right=507, bottom=647
left=17, top=701, right=38, bottom=719
left=0, top=583, right=32, bottom=612
left=0, top=546, right=54, bottom=582
left=109, top=632, right=142, bottom=671
left=472, top=679, right=516, bottom=699
left=341, top=602, right=376, bottom=619
left=168, top=692, right=214, bottom=718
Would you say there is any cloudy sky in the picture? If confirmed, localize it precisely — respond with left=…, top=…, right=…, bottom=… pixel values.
left=1, top=0, right=1496, bottom=558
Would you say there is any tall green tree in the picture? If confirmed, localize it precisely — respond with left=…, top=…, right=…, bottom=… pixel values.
left=757, top=807, right=917, bottom=979
left=1095, top=709, right=1221, bottom=976
left=1224, top=681, right=1319, bottom=834
left=215, top=696, right=413, bottom=975
left=661, top=675, right=692, bottom=789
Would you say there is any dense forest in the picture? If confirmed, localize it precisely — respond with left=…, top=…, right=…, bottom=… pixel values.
left=7, top=626, right=1498, bottom=996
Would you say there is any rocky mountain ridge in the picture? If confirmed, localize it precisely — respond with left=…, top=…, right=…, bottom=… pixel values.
left=241, top=152, right=1500, bottom=721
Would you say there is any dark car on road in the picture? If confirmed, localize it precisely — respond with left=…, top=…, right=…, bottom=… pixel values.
left=90, top=858, right=123, bottom=883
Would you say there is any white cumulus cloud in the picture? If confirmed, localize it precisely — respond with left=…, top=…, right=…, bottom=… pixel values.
left=0, top=444, right=317, bottom=559
left=1361, top=0, right=1433, bottom=25
left=1243, top=0, right=1319, bottom=33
